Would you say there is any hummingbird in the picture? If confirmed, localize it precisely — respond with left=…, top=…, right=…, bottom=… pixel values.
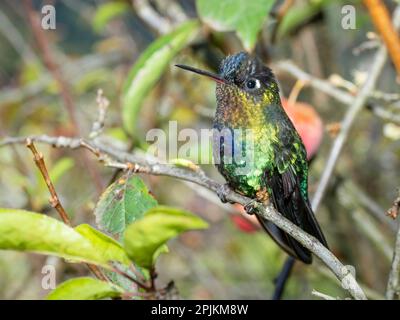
left=176, top=52, right=328, bottom=263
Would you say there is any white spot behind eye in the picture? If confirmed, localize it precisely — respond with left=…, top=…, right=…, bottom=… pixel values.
left=255, top=79, right=261, bottom=89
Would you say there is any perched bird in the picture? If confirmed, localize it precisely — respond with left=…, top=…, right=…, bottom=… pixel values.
left=176, top=52, right=328, bottom=263
left=228, top=98, right=325, bottom=234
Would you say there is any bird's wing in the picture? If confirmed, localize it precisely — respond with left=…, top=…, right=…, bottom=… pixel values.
left=257, top=164, right=328, bottom=264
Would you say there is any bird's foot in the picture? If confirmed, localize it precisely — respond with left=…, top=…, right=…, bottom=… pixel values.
left=217, top=183, right=232, bottom=203
left=244, top=200, right=261, bottom=215
left=256, top=188, right=269, bottom=204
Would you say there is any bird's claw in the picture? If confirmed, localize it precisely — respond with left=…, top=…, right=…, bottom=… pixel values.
left=217, top=184, right=231, bottom=203
left=244, top=200, right=260, bottom=215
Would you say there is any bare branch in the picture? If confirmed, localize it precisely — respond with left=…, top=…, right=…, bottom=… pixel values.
left=0, top=134, right=367, bottom=300
left=311, top=44, right=389, bottom=212
left=90, top=89, right=110, bottom=139
left=386, top=221, right=400, bottom=299
left=275, top=61, right=400, bottom=125
left=311, top=289, right=336, bottom=300
left=26, top=139, right=71, bottom=225
left=25, top=139, right=108, bottom=282
left=132, top=0, right=172, bottom=34
left=342, top=180, right=398, bottom=233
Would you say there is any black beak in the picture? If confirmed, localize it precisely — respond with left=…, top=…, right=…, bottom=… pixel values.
left=175, top=64, right=226, bottom=84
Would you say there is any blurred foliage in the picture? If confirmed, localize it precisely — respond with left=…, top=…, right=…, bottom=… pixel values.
left=197, top=0, right=276, bottom=50
left=92, top=2, right=130, bottom=33
left=0, top=0, right=399, bottom=300
left=122, top=20, right=199, bottom=136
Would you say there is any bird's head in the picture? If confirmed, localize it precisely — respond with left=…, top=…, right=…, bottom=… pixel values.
left=176, top=52, right=280, bottom=113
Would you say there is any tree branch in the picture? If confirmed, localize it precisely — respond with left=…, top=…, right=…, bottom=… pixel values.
left=0, top=134, right=367, bottom=300
left=274, top=61, right=400, bottom=125
left=386, top=219, right=400, bottom=299
left=311, top=44, right=389, bottom=212
left=25, top=139, right=108, bottom=282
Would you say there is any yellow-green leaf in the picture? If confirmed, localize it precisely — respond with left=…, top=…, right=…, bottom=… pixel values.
left=75, top=224, right=131, bottom=266
left=0, top=209, right=129, bottom=268
left=123, top=206, right=208, bottom=269
left=92, top=2, right=130, bottom=32
left=122, top=20, right=199, bottom=135
left=46, top=277, right=123, bottom=300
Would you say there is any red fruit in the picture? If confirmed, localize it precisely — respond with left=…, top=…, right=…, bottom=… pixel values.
left=230, top=215, right=259, bottom=233
left=230, top=204, right=260, bottom=233
left=281, top=98, right=323, bottom=160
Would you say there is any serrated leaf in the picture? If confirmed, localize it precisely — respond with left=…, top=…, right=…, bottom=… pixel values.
left=0, top=209, right=129, bottom=268
left=196, top=0, right=276, bottom=51
left=123, top=206, right=208, bottom=269
left=46, top=277, right=123, bottom=300
left=95, top=176, right=158, bottom=237
left=92, top=2, right=129, bottom=33
left=122, top=20, right=199, bottom=135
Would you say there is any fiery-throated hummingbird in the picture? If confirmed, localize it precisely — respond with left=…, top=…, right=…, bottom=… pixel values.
left=176, top=52, right=328, bottom=263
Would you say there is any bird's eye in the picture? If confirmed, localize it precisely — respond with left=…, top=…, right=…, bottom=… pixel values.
left=245, top=79, right=260, bottom=90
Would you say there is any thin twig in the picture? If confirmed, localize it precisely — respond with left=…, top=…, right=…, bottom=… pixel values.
left=25, top=139, right=108, bottom=282
left=311, top=289, right=337, bottom=300
left=1, top=134, right=366, bottom=300
left=386, top=220, right=400, bottom=299
left=342, top=180, right=397, bottom=233
left=311, top=43, right=388, bottom=212
left=275, top=61, right=400, bottom=125
left=26, top=139, right=71, bottom=225
left=132, top=0, right=172, bottom=34
left=339, top=184, right=393, bottom=261
left=90, top=89, right=110, bottom=139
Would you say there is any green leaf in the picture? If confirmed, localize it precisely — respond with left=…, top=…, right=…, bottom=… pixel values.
left=92, top=2, right=130, bottom=32
left=196, top=0, right=276, bottom=51
left=46, top=277, right=123, bottom=300
left=276, top=1, right=325, bottom=39
left=122, top=20, right=199, bottom=135
left=0, top=209, right=129, bottom=267
left=123, top=206, right=208, bottom=269
left=95, top=176, right=158, bottom=238
left=75, top=224, right=131, bottom=266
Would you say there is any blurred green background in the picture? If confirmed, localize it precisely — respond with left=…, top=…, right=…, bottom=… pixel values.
left=0, top=0, right=399, bottom=300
